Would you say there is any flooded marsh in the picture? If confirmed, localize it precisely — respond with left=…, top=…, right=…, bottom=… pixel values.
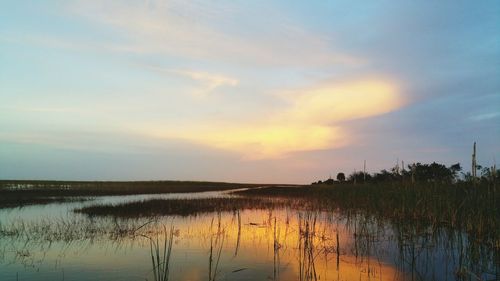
left=0, top=183, right=498, bottom=281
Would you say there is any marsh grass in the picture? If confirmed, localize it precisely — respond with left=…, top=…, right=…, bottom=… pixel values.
left=144, top=225, right=174, bottom=281
left=0, top=217, right=150, bottom=243
left=0, top=180, right=262, bottom=194
left=273, top=217, right=281, bottom=281
left=233, top=210, right=241, bottom=257
left=298, top=213, right=318, bottom=281
left=208, top=215, right=225, bottom=281
left=235, top=183, right=499, bottom=253
left=70, top=182, right=499, bottom=275
left=0, top=191, right=86, bottom=209
left=74, top=197, right=294, bottom=217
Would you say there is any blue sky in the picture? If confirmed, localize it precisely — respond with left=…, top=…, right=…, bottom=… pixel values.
left=1, top=0, right=499, bottom=183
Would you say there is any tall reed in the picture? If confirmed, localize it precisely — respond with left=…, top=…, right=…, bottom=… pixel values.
left=146, top=225, right=174, bottom=281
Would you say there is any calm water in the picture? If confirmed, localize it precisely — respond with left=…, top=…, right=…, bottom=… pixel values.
left=0, top=191, right=497, bottom=281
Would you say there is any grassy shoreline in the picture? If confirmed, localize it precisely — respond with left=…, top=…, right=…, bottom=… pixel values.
left=0, top=180, right=265, bottom=193
left=0, top=180, right=268, bottom=209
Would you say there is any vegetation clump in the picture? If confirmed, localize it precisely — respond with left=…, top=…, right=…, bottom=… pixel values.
left=75, top=197, right=293, bottom=218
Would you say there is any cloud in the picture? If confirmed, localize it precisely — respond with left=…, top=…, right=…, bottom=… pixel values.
left=143, top=78, right=403, bottom=159
left=2, top=2, right=404, bottom=161
left=67, top=0, right=362, bottom=67
left=172, top=70, right=238, bottom=96
left=0, top=106, right=77, bottom=113
left=469, top=112, right=500, bottom=121
left=0, top=32, right=238, bottom=98
left=0, top=31, right=141, bottom=56
left=162, top=124, right=345, bottom=160
left=281, top=79, right=402, bottom=124
left=142, top=65, right=239, bottom=97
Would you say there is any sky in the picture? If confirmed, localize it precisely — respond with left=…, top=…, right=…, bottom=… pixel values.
left=0, top=0, right=499, bottom=184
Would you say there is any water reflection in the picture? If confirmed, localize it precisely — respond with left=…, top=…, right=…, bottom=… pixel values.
left=0, top=206, right=497, bottom=280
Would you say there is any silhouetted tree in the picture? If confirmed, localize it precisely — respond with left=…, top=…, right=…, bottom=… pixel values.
left=336, top=173, right=345, bottom=182
left=314, top=161, right=483, bottom=185
left=449, top=163, right=462, bottom=180
left=372, top=169, right=395, bottom=183
left=410, top=162, right=454, bottom=183
left=324, top=178, right=334, bottom=185
left=348, top=171, right=372, bottom=183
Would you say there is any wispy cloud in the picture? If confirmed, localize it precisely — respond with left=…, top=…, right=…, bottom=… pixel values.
left=67, top=0, right=362, bottom=67
left=172, top=70, right=238, bottom=96
left=0, top=106, right=78, bottom=113
left=469, top=112, right=500, bottom=121
left=0, top=31, right=140, bottom=55
left=0, top=32, right=238, bottom=98
left=142, top=65, right=239, bottom=97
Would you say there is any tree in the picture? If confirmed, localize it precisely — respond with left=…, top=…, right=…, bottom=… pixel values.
left=336, top=173, right=346, bottom=182
left=372, top=169, right=395, bottom=183
left=410, top=162, right=453, bottom=183
left=348, top=171, right=372, bottom=183
left=449, top=163, right=462, bottom=180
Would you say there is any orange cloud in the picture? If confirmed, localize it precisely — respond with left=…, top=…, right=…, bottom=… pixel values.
left=283, top=79, right=401, bottom=124
left=171, top=124, right=344, bottom=160
left=143, top=78, right=403, bottom=159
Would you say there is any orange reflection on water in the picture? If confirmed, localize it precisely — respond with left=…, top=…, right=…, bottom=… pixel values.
left=0, top=208, right=411, bottom=281
left=149, top=209, right=410, bottom=281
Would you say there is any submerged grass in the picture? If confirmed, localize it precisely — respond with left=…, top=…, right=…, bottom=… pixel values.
left=0, top=217, right=146, bottom=243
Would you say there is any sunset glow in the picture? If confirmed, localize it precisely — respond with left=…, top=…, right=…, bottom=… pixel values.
left=0, top=0, right=498, bottom=183
left=149, top=79, right=402, bottom=159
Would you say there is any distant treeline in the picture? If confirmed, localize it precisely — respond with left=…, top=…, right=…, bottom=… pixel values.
left=314, top=162, right=499, bottom=185
left=0, top=180, right=262, bottom=194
